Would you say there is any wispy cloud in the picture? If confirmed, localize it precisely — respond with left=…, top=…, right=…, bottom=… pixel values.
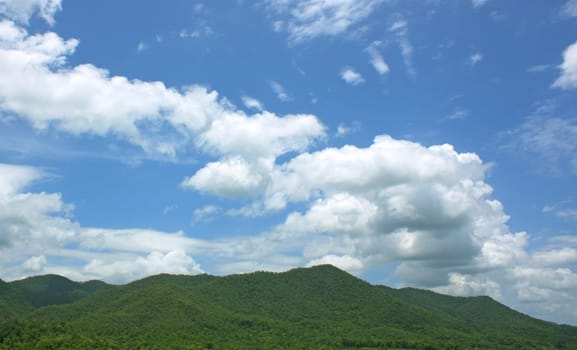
left=192, top=205, right=221, bottom=224
left=442, top=108, right=469, bottom=122
left=270, top=81, right=292, bottom=101
left=179, top=26, right=215, bottom=39
left=528, top=64, right=553, bottom=73
left=335, top=121, right=361, bottom=137
left=506, top=103, right=577, bottom=175
left=367, top=43, right=390, bottom=75
left=136, top=41, right=148, bottom=53
left=472, top=0, right=490, bottom=9
left=389, top=19, right=415, bottom=76
left=242, top=96, right=264, bottom=111
left=562, top=0, right=577, bottom=17
left=265, top=0, right=385, bottom=44
left=468, top=52, right=483, bottom=66
left=557, top=208, right=577, bottom=219
left=163, top=204, right=178, bottom=215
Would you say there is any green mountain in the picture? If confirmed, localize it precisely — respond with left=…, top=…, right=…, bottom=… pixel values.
left=10, top=274, right=112, bottom=309
left=0, top=279, right=34, bottom=317
left=1, top=265, right=576, bottom=349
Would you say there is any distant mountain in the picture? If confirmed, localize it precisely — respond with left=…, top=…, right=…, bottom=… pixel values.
left=380, top=285, right=577, bottom=344
left=10, top=274, right=112, bottom=308
left=1, top=265, right=576, bottom=349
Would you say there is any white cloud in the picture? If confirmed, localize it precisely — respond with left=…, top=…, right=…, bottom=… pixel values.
left=0, top=163, right=45, bottom=197
left=507, top=113, right=577, bottom=175
left=389, top=18, right=415, bottom=76
left=533, top=248, right=577, bottom=267
left=0, top=0, right=61, bottom=25
left=553, top=40, right=577, bottom=89
left=367, top=45, right=390, bottom=75
left=0, top=21, right=325, bottom=161
left=335, top=121, right=360, bottom=137
left=189, top=135, right=525, bottom=291
left=179, top=26, right=215, bottom=39
left=279, top=193, right=378, bottom=235
left=136, top=41, right=148, bottom=52
left=163, top=204, right=178, bottom=215
left=0, top=163, right=209, bottom=283
left=270, top=80, right=292, bottom=101
left=340, top=67, right=365, bottom=85
left=442, top=108, right=469, bottom=122
left=2, top=152, right=577, bottom=323
left=78, top=228, right=200, bottom=254
left=265, top=0, right=385, bottom=43
left=557, top=208, right=577, bottom=218
left=195, top=111, right=325, bottom=158
left=562, top=0, right=577, bottom=17
left=435, top=273, right=503, bottom=301
left=83, top=251, right=203, bottom=284
left=528, top=64, right=553, bottom=73
left=389, top=20, right=407, bottom=32
left=241, top=96, right=264, bottom=111
left=472, top=0, right=489, bottom=9
left=192, top=205, right=220, bottom=224
left=22, top=255, right=46, bottom=272
left=469, top=52, right=483, bottom=66
left=307, top=254, right=363, bottom=272
left=182, top=157, right=267, bottom=198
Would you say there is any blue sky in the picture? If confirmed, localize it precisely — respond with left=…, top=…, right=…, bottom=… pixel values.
left=1, top=0, right=577, bottom=325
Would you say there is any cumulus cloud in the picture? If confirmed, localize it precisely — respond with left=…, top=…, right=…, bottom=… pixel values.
left=183, top=135, right=528, bottom=291
left=182, top=157, right=267, bottom=198
left=0, top=0, right=61, bottom=25
left=0, top=163, right=45, bottom=197
left=553, top=40, right=577, bottom=89
left=22, top=255, right=46, bottom=272
left=265, top=0, right=385, bottom=43
left=340, top=67, right=365, bottom=85
left=0, top=163, right=207, bottom=283
left=307, top=254, right=363, bottom=272
left=0, top=21, right=325, bottom=161
left=435, top=273, right=503, bottom=301
left=83, top=251, right=203, bottom=284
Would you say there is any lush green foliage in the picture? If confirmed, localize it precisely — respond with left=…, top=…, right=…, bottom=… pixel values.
left=1, top=266, right=576, bottom=349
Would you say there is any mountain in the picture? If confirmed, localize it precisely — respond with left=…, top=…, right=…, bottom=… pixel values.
left=0, top=265, right=576, bottom=349
left=0, top=279, right=34, bottom=317
left=380, top=285, right=577, bottom=344
left=9, top=274, right=112, bottom=308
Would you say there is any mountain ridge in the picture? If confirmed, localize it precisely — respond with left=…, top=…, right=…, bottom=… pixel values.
left=1, top=265, right=576, bottom=349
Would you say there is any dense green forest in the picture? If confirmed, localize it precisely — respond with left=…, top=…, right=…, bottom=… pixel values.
left=1, top=265, right=576, bottom=349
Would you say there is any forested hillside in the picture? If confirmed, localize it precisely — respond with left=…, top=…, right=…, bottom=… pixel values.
left=1, top=265, right=575, bottom=349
